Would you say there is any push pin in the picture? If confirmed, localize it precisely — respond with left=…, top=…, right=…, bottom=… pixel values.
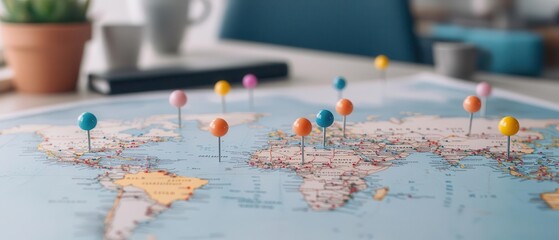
left=209, top=118, right=229, bottom=162
left=78, top=112, right=97, bottom=152
left=499, top=116, right=519, bottom=160
left=316, top=110, right=334, bottom=148
left=336, top=98, right=353, bottom=138
left=374, top=55, right=389, bottom=84
left=214, top=80, right=231, bottom=113
left=463, top=96, right=481, bottom=136
left=332, top=76, right=347, bottom=100
left=243, top=74, right=258, bottom=110
left=476, top=82, right=492, bottom=117
left=169, top=90, right=187, bottom=128
left=292, top=118, right=312, bottom=164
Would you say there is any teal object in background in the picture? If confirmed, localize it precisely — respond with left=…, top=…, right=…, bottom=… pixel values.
left=432, top=25, right=543, bottom=76
left=220, top=0, right=419, bottom=63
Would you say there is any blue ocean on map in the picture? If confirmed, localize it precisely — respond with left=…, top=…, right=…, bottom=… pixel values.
left=1, top=77, right=558, bottom=240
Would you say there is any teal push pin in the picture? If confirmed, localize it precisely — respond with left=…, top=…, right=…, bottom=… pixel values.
left=78, top=112, right=97, bottom=152
left=316, top=109, right=334, bottom=148
left=332, top=76, right=347, bottom=100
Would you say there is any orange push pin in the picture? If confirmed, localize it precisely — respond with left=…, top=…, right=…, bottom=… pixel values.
left=336, top=98, right=354, bottom=138
left=463, top=96, right=482, bottom=136
left=292, top=118, right=312, bottom=164
left=209, top=118, right=229, bottom=162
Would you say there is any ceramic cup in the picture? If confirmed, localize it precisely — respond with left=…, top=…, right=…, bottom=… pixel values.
left=140, top=0, right=211, bottom=55
left=102, top=24, right=143, bottom=70
left=434, top=42, right=478, bottom=80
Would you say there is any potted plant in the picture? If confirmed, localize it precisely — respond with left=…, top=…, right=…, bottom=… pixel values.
left=1, top=0, right=92, bottom=93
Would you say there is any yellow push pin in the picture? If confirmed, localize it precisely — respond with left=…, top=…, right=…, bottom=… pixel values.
left=499, top=116, right=520, bottom=160
left=214, top=80, right=231, bottom=113
left=374, top=55, right=389, bottom=83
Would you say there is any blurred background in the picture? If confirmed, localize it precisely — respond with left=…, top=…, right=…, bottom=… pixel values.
left=0, top=0, right=559, bottom=98
left=86, top=0, right=559, bottom=77
left=413, top=0, right=559, bottom=77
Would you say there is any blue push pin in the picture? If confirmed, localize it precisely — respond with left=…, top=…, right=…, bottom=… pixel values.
left=316, top=109, right=334, bottom=148
left=332, top=76, right=347, bottom=100
left=78, top=112, right=97, bottom=152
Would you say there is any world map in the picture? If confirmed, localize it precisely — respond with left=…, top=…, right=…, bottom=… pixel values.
left=1, top=73, right=558, bottom=240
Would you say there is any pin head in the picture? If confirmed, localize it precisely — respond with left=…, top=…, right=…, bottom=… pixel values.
left=374, top=55, right=389, bottom=70
left=332, top=76, right=346, bottom=91
left=463, top=96, right=482, bottom=113
left=242, top=74, right=258, bottom=89
left=316, top=110, right=334, bottom=128
left=336, top=98, right=353, bottom=116
left=78, top=112, right=97, bottom=131
left=209, top=118, right=229, bottom=137
left=476, top=82, right=492, bottom=97
left=214, top=80, right=231, bottom=96
left=293, top=118, right=312, bottom=136
left=169, top=90, right=187, bottom=108
left=499, top=116, right=520, bottom=136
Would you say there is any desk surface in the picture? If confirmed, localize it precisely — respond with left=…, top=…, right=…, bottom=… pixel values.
left=1, top=40, right=558, bottom=115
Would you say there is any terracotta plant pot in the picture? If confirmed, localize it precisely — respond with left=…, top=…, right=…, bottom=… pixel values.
left=0, top=23, right=92, bottom=93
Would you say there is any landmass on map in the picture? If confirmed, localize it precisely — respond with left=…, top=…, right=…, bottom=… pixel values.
left=541, top=189, right=559, bottom=210
left=0, top=112, right=263, bottom=240
left=2, top=112, right=559, bottom=239
left=249, top=115, right=559, bottom=211
left=373, top=187, right=389, bottom=201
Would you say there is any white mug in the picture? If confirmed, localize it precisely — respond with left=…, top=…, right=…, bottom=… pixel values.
left=102, top=24, right=143, bottom=70
left=130, top=0, right=211, bottom=55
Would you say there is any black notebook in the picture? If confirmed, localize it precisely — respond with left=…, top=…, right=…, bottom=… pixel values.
left=88, top=57, right=289, bottom=95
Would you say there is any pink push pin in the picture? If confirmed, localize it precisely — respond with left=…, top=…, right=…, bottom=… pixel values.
left=476, top=82, right=492, bottom=117
left=243, top=74, right=258, bottom=110
left=169, top=90, right=187, bottom=128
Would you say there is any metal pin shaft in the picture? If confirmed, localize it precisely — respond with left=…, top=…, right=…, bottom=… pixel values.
left=381, top=70, right=386, bottom=85
left=87, top=130, right=91, bottom=152
left=467, top=113, right=473, bottom=136
left=301, top=136, right=305, bottom=164
left=221, top=96, right=226, bottom=113
left=218, top=136, right=221, bottom=163
left=507, top=136, right=511, bottom=160
left=178, top=108, right=182, bottom=128
left=249, top=89, right=254, bottom=111
left=343, top=116, right=347, bottom=138
left=323, top=127, right=326, bottom=148
left=481, top=96, right=487, bottom=118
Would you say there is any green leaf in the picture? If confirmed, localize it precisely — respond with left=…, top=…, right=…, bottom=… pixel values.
left=50, top=0, right=70, bottom=22
left=2, top=0, right=32, bottom=22
left=2, top=0, right=89, bottom=23
left=80, top=0, right=90, bottom=21
left=30, top=0, right=56, bottom=22
left=14, top=0, right=33, bottom=23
